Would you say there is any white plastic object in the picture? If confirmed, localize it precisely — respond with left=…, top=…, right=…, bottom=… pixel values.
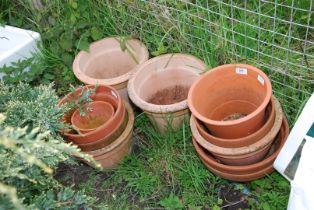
left=0, top=25, right=41, bottom=78
left=274, top=93, right=314, bottom=181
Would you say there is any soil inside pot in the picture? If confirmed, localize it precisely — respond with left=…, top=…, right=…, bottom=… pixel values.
left=147, top=85, right=189, bottom=105
left=223, top=113, right=248, bottom=121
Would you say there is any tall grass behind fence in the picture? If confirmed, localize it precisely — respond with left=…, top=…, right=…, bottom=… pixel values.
left=106, top=0, right=314, bottom=124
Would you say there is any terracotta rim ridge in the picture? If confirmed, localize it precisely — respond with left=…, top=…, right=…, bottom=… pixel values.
left=86, top=101, right=134, bottom=156
left=127, top=53, right=206, bottom=113
left=188, top=64, right=272, bottom=126
left=73, top=37, right=149, bottom=86
left=192, top=116, right=289, bottom=173
left=195, top=96, right=276, bottom=148
left=190, top=96, right=283, bottom=156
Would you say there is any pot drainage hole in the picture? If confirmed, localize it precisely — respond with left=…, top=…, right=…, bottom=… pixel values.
left=147, top=85, right=189, bottom=105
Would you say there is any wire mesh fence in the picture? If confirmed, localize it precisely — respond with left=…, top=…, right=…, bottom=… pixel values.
left=107, top=0, right=313, bottom=124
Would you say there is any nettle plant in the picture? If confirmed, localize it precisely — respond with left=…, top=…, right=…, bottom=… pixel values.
left=0, top=82, right=99, bottom=209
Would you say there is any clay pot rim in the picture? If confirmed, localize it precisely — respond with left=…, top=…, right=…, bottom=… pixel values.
left=128, top=53, right=206, bottom=113
left=73, top=37, right=149, bottom=86
left=59, top=85, right=123, bottom=139
left=199, top=155, right=274, bottom=182
left=190, top=96, right=283, bottom=156
left=188, top=64, right=272, bottom=126
left=71, top=101, right=115, bottom=133
left=85, top=102, right=134, bottom=156
left=196, top=96, right=276, bottom=148
left=192, top=116, right=289, bottom=172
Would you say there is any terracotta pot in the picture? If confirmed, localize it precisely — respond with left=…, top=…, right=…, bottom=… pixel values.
left=71, top=101, right=114, bottom=134
left=196, top=96, right=275, bottom=148
left=128, top=53, right=206, bottom=132
left=192, top=116, right=289, bottom=175
left=84, top=102, right=134, bottom=169
left=188, top=64, right=272, bottom=138
left=59, top=85, right=126, bottom=144
left=76, top=109, right=128, bottom=151
left=192, top=117, right=289, bottom=181
left=190, top=96, right=283, bottom=159
left=73, top=37, right=149, bottom=104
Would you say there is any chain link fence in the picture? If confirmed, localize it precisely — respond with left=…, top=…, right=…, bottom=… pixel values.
left=108, top=0, right=313, bottom=124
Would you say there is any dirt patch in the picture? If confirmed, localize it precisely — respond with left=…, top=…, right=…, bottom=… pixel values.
left=223, top=113, right=247, bottom=121
left=219, top=185, right=250, bottom=209
left=147, top=85, right=189, bottom=105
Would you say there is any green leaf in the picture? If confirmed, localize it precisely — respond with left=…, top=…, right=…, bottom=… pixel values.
left=60, top=36, right=73, bottom=50
left=159, top=194, right=184, bottom=210
left=76, top=38, right=89, bottom=51
left=91, top=27, right=102, bottom=41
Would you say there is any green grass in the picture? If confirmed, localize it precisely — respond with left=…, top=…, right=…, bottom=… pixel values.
left=1, top=0, right=311, bottom=209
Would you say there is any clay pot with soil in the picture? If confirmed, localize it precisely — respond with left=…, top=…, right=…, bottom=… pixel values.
left=84, top=102, right=134, bottom=169
left=59, top=85, right=126, bottom=146
left=73, top=37, right=149, bottom=104
left=190, top=96, right=283, bottom=166
left=192, top=116, right=289, bottom=182
left=188, top=64, right=272, bottom=139
left=195, top=97, right=276, bottom=148
left=71, top=101, right=114, bottom=134
left=128, top=53, right=206, bottom=132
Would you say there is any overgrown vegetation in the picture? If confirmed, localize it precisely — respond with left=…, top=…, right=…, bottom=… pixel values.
left=0, top=82, right=98, bottom=209
left=1, top=0, right=310, bottom=209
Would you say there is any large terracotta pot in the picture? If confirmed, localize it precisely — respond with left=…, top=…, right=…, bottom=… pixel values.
left=190, top=97, right=283, bottom=165
left=128, top=53, right=206, bottom=132
left=71, top=101, right=114, bottom=134
left=196, top=96, right=276, bottom=148
left=192, top=117, right=289, bottom=181
left=73, top=37, right=149, bottom=104
left=84, top=102, right=134, bottom=169
left=188, top=64, right=272, bottom=138
left=59, top=85, right=126, bottom=144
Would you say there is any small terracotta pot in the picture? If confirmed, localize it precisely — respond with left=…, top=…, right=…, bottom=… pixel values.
left=84, top=102, right=134, bottom=169
left=59, top=85, right=125, bottom=144
left=73, top=37, right=149, bottom=104
left=71, top=101, right=114, bottom=134
left=190, top=96, right=283, bottom=159
left=188, top=64, right=272, bottom=138
left=192, top=117, right=289, bottom=181
left=196, top=96, right=275, bottom=148
left=128, top=53, right=206, bottom=132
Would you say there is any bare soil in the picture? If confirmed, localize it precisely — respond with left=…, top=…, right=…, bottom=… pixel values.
left=147, top=85, right=189, bottom=105
left=223, top=113, right=248, bottom=121
left=219, top=185, right=250, bottom=209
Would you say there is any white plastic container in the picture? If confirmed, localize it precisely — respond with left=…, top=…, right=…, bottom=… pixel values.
left=274, top=93, right=314, bottom=181
left=0, top=25, right=41, bottom=78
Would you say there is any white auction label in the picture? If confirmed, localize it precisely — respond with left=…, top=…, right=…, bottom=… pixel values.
left=235, top=67, right=247, bottom=75
left=257, top=74, right=265, bottom=85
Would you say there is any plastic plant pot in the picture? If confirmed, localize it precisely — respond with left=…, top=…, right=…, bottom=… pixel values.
left=71, top=101, right=114, bottom=134
left=73, top=37, right=149, bottom=104
left=188, top=64, right=272, bottom=138
left=83, top=102, right=135, bottom=169
left=59, top=85, right=125, bottom=144
left=128, top=53, right=206, bottom=132
left=195, top=97, right=276, bottom=148
left=190, top=97, right=283, bottom=165
left=192, top=116, right=289, bottom=181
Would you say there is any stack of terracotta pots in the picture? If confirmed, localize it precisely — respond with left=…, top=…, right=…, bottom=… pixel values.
left=188, top=64, right=289, bottom=182
left=59, top=85, right=134, bottom=169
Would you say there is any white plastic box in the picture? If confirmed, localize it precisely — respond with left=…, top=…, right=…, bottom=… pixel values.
left=0, top=25, right=41, bottom=78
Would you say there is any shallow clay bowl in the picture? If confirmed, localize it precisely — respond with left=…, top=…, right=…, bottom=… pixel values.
left=59, top=85, right=125, bottom=144
left=196, top=96, right=276, bottom=148
left=193, top=116, right=289, bottom=177
left=71, top=101, right=114, bottom=134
